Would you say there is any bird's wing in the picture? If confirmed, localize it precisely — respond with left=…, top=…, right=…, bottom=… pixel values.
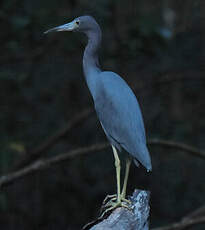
left=94, top=71, right=151, bottom=170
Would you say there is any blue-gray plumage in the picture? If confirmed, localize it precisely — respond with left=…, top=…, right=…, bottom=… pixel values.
left=45, top=15, right=152, bottom=211
left=95, top=71, right=151, bottom=169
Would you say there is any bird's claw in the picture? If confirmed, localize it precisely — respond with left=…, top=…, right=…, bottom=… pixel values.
left=100, top=199, right=132, bottom=219
left=102, top=194, right=117, bottom=205
left=102, top=194, right=131, bottom=206
left=100, top=194, right=132, bottom=218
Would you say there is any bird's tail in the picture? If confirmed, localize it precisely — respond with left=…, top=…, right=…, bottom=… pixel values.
left=134, top=146, right=152, bottom=172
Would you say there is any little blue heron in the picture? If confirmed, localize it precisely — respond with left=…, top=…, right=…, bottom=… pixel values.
left=45, top=15, right=152, bottom=211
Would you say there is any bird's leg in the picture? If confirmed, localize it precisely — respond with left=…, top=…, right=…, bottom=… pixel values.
left=112, top=145, right=121, bottom=203
left=102, top=154, right=132, bottom=205
left=101, top=146, right=131, bottom=217
left=121, top=156, right=132, bottom=199
left=103, top=156, right=131, bottom=207
left=101, top=145, right=121, bottom=207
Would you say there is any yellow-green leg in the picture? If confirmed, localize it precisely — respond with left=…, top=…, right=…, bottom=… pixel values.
left=100, top=146, right=131, bottom=216
left=121, top=156, right=132, bottom=199
left=111, top=145, right=121, bottom=203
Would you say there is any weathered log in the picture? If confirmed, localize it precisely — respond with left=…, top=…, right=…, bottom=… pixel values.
left=88, top=189, right=150, bottom=230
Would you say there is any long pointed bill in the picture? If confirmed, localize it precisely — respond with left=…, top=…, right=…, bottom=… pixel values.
left=44, top=21, right=77, bottom=34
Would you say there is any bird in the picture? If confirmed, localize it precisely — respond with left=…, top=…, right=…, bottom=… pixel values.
left=45, top=15, right=152, bottom=212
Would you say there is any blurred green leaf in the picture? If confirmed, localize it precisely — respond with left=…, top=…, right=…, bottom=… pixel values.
left=9, top=142, right=25, bottom=153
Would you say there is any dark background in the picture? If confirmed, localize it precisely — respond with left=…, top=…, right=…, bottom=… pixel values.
left=0, top=0, right=204, bottom=229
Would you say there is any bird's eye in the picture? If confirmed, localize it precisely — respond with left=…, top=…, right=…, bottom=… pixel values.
left=76, top=21, right=80, bottom=25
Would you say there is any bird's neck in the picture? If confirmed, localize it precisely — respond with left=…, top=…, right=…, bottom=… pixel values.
left=83, top=29, right=102, bottom=98
left=83, top=30, right=101, bottom=75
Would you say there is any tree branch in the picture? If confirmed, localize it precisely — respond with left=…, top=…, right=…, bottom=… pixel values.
left=152, top=216, right=205, bottom=230
left=148, top=139, right=205, bottom=160
left=0, top=143, right=108, bottom=189
left=184, top=204, right=205, bottom=220
left=152, top=204, right=205, bottom=230
left=1, top=139, right=205, bottom=190
left=14, top=108, right=93, bottom=169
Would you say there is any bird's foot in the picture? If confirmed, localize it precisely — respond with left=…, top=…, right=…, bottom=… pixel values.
left=102, top=194, right=130, bottom=206
left=100, top=194, right=131, bottom=218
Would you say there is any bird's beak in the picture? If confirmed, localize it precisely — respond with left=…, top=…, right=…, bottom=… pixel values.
left=44, top=21, right=77, bottom=34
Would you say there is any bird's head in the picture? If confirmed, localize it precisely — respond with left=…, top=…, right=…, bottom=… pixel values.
left=44, top=15, right=100, bottom=35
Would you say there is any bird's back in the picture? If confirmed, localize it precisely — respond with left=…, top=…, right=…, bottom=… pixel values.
left=94, top=71, right=152, bottom=171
